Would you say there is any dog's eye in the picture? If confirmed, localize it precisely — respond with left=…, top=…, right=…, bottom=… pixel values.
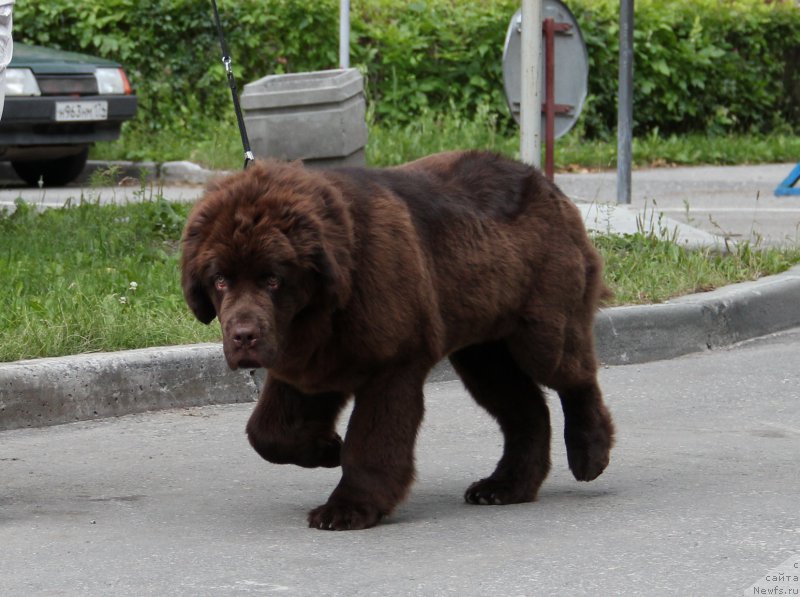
left=214, top=275, right=228, bottom=291
left=265, top=275, right=281, bottom=291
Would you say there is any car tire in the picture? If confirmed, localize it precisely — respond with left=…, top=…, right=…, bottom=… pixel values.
left=11, top=147, right=90, bottom=187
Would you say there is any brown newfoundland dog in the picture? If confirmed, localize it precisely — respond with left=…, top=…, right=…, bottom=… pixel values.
left=181, top=151, right=614, bottom=530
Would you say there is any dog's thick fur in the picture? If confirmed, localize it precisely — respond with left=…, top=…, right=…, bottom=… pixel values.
left=181, top=151, right=614, bottom=530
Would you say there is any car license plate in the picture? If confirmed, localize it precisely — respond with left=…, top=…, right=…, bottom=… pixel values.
left=55, top=101, right=108, bottom=122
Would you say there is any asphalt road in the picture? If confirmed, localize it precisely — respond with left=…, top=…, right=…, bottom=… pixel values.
left=2, top=328, right=799, bottom=596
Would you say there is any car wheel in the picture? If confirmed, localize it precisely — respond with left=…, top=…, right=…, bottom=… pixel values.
left=11, top=148, right=90, bottom=187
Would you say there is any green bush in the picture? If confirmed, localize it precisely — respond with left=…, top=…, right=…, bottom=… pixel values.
left=576, top=0, right=800, bottom=137
left=14, top=0, right=800, bottom=139
left=352, top=0, right=517, bottom=122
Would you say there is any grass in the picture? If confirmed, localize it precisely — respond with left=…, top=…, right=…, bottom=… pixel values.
left=0, top=193, right=221, bottom=362
left=92, top=107, right=800, bottom=171
left=594, top=233, right=800, bottom=305
left=1, top=191, right=799, bottom=362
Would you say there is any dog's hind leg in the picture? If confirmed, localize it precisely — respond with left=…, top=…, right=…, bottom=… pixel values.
left=508, top=314, right=614, bottom=483
left=450, top=341, right=552, bottom=505
left=550, top=326, right=615, bottom=482
left=246, top=377, right=349, bottom=469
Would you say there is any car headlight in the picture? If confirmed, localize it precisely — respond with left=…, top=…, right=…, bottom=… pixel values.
left=95, top=68, right=133, bottom=95
left=4, top=68, right=42, bottom=96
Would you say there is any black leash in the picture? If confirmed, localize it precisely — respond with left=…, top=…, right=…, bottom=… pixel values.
left=211, top=0, right=255, bottom=170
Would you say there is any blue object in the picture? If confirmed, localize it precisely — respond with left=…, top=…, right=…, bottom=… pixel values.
left=774, top=163, right=800, bottom=196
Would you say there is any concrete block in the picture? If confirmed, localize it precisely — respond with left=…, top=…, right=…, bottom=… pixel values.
left=241, top=69, right=368, bottom=167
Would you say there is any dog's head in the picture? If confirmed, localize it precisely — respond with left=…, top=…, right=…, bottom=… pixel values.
left=180, top=161, right=353, bottom=370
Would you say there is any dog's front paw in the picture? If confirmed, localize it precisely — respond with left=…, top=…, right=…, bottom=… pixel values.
left=307, top=500, right=383, bottom=531
left=248, top=429, right=342, bottom=468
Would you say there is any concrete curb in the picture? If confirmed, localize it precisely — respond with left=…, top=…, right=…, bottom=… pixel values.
left=2, top=265, right=799, bottom=431
left=1, top=160, right=218, bottom=186
left=595, top=263, right=800, bottom=365
left=0, top=344, right=262, bottom=431
left=77, top=160, right=220, bottom=185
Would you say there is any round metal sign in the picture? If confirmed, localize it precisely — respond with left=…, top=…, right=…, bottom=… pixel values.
left=502, top=0, right=588, bottom=139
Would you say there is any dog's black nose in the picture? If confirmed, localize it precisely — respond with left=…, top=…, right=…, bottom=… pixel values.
left=232, top=324, right=260, bottom=349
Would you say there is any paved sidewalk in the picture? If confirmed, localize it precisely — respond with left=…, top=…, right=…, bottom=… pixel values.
left=3, top=160, right=800, bottom=246
left=556, top=163, right=800, bottom=246
left=2, top=327, right=799, bottom=596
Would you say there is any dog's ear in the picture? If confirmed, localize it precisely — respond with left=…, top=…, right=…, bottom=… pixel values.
left=314, top=243, right=352, bottom=309
left=311, top=186, right=353, bottom=309
left=181, top=215, right=217, bottom=324
left=181, top=272, right=217, bottom=324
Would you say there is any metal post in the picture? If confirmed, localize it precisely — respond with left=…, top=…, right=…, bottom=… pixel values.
left=617, top=0, right=634, bottom=204
left=339, top=0, right=350, bottom=69
left=520, top=0, right=543, bottom=167
left=544, top=18, right=556, bottom=181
